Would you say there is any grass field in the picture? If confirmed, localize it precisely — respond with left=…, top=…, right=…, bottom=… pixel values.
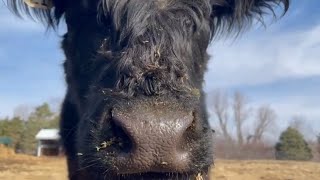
left=1, top=154, right=320, bottom=180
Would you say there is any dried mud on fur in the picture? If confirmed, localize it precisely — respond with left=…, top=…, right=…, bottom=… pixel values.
left=96, top=137, right=118, bottom=152
left=195, top=173, right=204, bottom=180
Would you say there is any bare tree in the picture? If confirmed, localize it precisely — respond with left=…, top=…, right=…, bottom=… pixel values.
left=290, top=115, right=315, bottom=141
left=13, top=104, right=32, bottom=120
left=251, top=105, right=276, bottom=144
left=233, top=92, right=250, bottom=146
left=317, top=133, right=320, bottom=155
left=211, top=90, right=232, bottom=142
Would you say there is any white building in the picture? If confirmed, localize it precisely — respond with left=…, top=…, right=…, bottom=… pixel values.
left=35, top=129, right=62, bottom=157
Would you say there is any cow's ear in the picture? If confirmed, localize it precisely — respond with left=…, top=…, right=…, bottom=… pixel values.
left=6, top=0, right=66, bottom=28
left=209, top=0, right=290, bottom=37
left=23, top=0, right=53, bottom=9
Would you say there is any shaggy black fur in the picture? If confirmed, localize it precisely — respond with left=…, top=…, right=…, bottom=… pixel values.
left=6, top=0, right=289, bottom=179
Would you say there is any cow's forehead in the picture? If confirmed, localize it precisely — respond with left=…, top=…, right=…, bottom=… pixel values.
left=62, top=0, right=99, bottom=11
left=81, top=0, right=89, bottom=9
left=79, top=0, right=99, bottom=10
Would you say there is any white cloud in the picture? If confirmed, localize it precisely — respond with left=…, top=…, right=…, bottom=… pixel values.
left=205, top=23, right=320, bottom=90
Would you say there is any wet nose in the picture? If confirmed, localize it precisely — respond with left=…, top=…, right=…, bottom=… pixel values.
left=111, top=110, right=194, bottom=174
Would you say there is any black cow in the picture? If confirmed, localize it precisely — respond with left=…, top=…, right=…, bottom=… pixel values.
left=6, top=0, right=289, bottom=179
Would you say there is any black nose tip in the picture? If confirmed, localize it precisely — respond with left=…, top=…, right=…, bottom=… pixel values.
left=110, top=109, right=194, bottom=174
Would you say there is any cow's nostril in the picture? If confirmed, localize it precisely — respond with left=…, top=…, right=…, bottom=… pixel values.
left=109, top=117, right=133, bottom=154
left=180, top=117, right=196, bottom=150
left=108, top=110, right=194, bottom=174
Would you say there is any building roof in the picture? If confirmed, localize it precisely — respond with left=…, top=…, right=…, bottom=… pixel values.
left=35, top=129, right=60, bottom=140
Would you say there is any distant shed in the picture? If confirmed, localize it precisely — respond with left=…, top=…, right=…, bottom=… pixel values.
left=35, top=129, right=62, bottom=157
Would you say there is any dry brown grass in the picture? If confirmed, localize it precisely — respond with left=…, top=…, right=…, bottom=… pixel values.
left=0, top=145, right=15, bottom=158
left=0, top=156, right=67, bottom=180
left=0, top=151, right=319, bottom=180
left=212, top=160, right=320, bottom=180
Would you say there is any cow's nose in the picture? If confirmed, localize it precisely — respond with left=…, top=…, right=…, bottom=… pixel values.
left=111, top=110, right=194, bottom=174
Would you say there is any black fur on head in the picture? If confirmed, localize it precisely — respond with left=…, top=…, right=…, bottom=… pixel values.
left=6, top=0, right=289, bottom=179
left=96, top=0, right=213, bottom=96
left=6, top=0, right=289, bottom=32
left=210, top=0, right=290, bottom=36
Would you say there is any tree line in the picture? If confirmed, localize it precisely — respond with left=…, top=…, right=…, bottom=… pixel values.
left=209, top=90, right=320, bottom=161
left=0, top=103, right=59, bottom=154
left=1, top=91, right=319, bottom=160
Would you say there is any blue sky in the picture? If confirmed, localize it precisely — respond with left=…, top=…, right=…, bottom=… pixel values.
left=204, top=0, right=320, bottom=139
left=0, top=1, right=319, bottom=138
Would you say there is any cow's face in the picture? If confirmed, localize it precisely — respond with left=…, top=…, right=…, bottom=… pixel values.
left=7, top=0, right=289, bottom=179
left=61, top=1, right=215, bottom=178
